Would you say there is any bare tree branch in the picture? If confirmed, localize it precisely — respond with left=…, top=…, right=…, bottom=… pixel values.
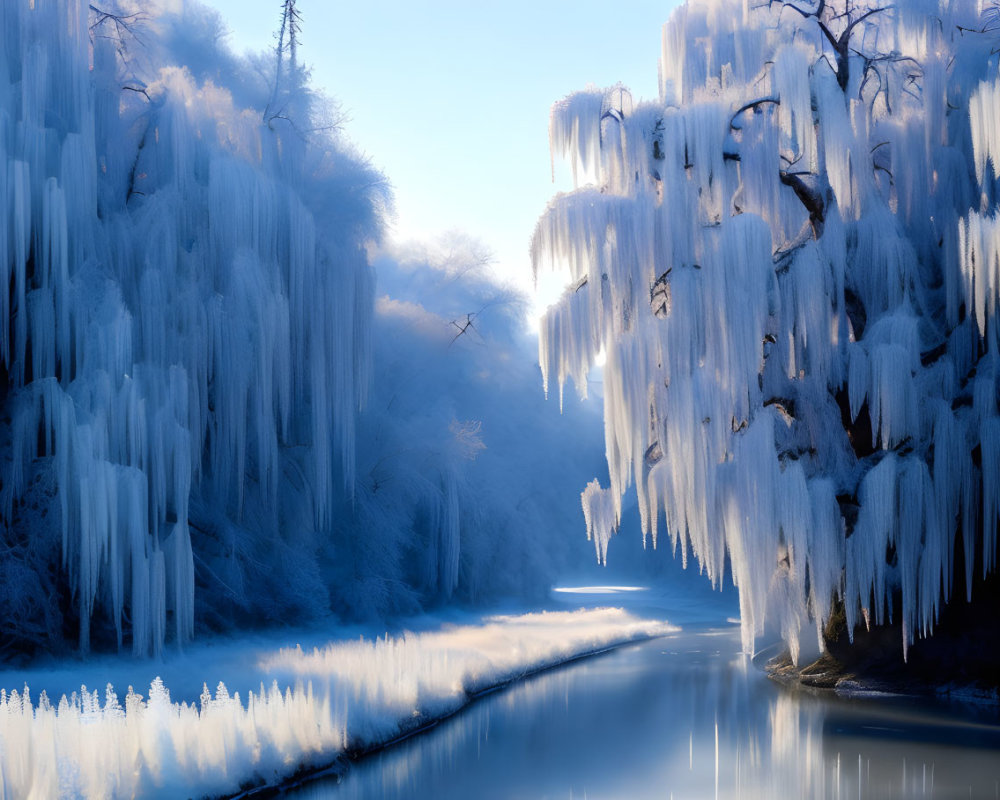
left=730, top=97, right=780, bottom=130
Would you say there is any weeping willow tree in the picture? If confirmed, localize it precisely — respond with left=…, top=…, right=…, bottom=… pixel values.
left=535, top=0, right=1000, bottom=664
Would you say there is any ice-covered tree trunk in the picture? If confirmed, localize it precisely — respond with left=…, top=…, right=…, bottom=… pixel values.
left=535, top=0, right=1000, bottom=661
left=0, top=0, right=378, bottom=655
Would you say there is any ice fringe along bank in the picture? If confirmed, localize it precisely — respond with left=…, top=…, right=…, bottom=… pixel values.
left=535, top=0, right=1000, bottom=662
left=0, top=609, right=673, bottom=798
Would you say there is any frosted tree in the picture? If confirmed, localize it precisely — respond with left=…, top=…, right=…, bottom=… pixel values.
left=0, top=0, right=607, bottom=658
left=328, top=237, right=608, bottom=619
left=265, top=0, right=305, bottom=130
left=0, top=0, right=383, bottom=656
left=535, top=0, right=1000, bottom=662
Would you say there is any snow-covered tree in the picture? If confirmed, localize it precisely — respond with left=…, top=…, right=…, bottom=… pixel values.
left=0, top=0, right=610, bottom=659
left=535, top=0, right=1000, bottom=662
left=322, top=237, right=609, bottom=621
left=0, top=0, right=383, bottom=656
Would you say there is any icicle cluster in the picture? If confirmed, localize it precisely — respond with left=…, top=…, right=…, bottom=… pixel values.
left=536, top=0, right=1000, bottom=660
left=0, top=1, right=377, bottom=654
left=581, top=478, right=618, bottom=565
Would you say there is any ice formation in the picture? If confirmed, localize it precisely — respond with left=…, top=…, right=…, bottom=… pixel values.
left=0, top=0, right=377, bottom=655
left=0, top=0, right=613, bottom=657
left=349, top=241, right=609, bottom=617
left=536, top=0, right=1000, bottom=660
left=0, top=608, right=671, bottom=797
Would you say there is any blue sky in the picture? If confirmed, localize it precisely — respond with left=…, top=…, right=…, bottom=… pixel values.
left=203, top=0, right=681, bottom=297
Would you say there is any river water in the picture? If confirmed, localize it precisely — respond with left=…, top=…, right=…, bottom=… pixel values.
left=285, top=616, right=1000, bottom=800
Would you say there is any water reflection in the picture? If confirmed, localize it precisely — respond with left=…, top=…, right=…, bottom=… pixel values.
left=287, top=627, right=1000, bottom=800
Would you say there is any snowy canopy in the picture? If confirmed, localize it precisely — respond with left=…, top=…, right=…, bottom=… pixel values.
left=0, top=0, right=613, bottom=658
left=536, top=0, right=1000, bottom=660
left=0, top=0, right=379, bottom=655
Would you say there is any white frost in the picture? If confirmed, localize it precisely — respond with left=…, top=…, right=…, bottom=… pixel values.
left=536, top=0, right=1000, bottom=660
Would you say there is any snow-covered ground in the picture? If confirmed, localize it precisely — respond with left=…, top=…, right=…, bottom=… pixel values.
left=0, top=604, right=674, bottom=799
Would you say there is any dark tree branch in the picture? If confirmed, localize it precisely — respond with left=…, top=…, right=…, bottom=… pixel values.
left=766, top=1, right=895, bottom=92
left=121, top=85, right=150, bottom=102
left=779, top=171, right=826, bottom=236
left=450, top=313, right=480, bottom=344
left=88, top=4, right=146, bottom=57
left=730, top=97, right=780, bottom=130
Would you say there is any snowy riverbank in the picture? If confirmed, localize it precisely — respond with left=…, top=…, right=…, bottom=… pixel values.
left=0, top=607, right=674, bottom=798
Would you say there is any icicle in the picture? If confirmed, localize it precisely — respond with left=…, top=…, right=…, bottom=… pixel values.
left=771, top=44, right=817, bottom=173
left=581, top=480, right=618, bottom=566
left=896, top=458, right=937, bottom=660
left=958, top=210, right=1000, bottom=338
left=549, top=89, right=605, bottom=188
left=807, top=478, right=844, bottom=651
left=846, top=455, right=897, bottom=639
left=969, top=78, right=1000, bottom=197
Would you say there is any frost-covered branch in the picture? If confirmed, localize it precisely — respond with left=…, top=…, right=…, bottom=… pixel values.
left=88, top=3, right=146, bottom=53
left=265, top=0, right=306, bottom=129
left=768, top=0, right=895, bottom=92
left=730, top=97, right=781, bottom=130
left=450, top=312, right=481, bottom=344
left=779, top=171, right=826, bottom=235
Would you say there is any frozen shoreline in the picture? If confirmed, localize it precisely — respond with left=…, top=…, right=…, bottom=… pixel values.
left=226, top=634, right=663, bottom=800
left=0, top=607, right=674, bottom=799
left=764, top=649, right=1000, bottom=707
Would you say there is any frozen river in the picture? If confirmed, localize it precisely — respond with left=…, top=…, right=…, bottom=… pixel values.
left=287, top=620, right=1000, bottom=800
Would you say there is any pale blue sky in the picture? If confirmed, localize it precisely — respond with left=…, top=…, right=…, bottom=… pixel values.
left=203, top=0, right=680, bottom=295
